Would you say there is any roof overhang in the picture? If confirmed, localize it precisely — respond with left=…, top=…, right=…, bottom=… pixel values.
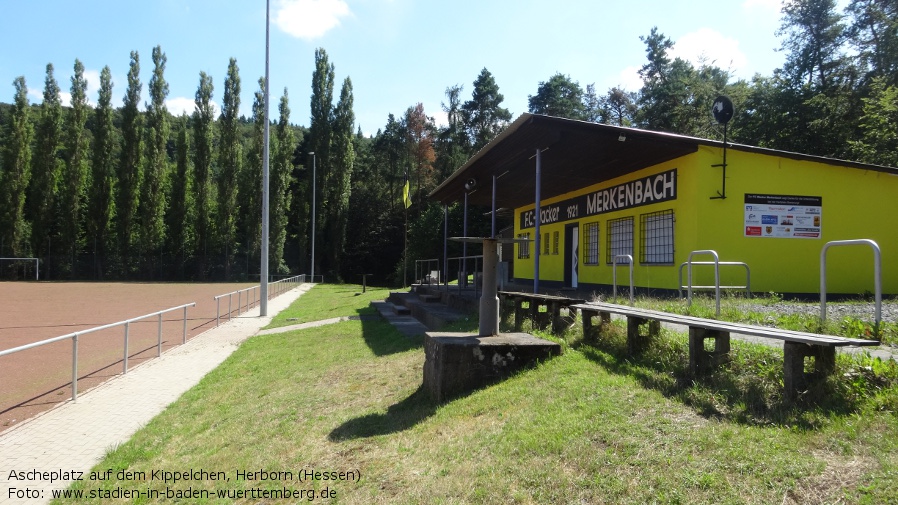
left=430, top=113, right=898, bottom=208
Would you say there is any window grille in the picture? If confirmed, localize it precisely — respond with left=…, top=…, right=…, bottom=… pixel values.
left=517, top=233, right=531, bottom=259
left=606, top=217, right=634, bottom=264
left=640, top=210, right=675, bottom=264
left=544, top=232, right=550, bottom=254
left=583, top=222, right=600, bottom=265
left=553, top=231, right=559, bottom=255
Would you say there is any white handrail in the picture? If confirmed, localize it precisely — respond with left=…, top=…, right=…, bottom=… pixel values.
left=214, top=275, right=303, bottom=326
left=820, top=239, right=882, bottom=327
left=612, top=254, right=634, bottom=306
left=686, top=250, right=721, bottom=317
left=678, top=261, right=751, bottom=298
left=0, top=302, right=196, bottom=402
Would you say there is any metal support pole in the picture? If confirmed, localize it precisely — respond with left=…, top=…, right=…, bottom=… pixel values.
left=463, top=191, right=468, bottom=288
left=123, top=322, right=130, bottom=374
left=183, top=306, right=188, bottom=344
left=534, top=148, right=542, bottom=294
left=157, top=313, right=163, bottom=357
left=443, top=205, right=449, bottom=292
left=216, top=298, right=221, bottom=327
left=72, top=334, right=78, bottom=402
left=310, top=152, right=317, bottom=283
left=228, top=295, right=232, bottom=321
left=260, top=0, right=271, bottom=316
left=491, top=174, right=497, bottom=238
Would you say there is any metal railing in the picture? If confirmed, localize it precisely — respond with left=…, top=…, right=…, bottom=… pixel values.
left=0, top=302, right=195, bottom=402
left=415, top=258, right=441, bottom=284
left=678, top=261, right=751, bottom=299
left=684, top=250, right=722, bottom=317
left=214, top=275, right=304, bottom=326
left=820, top=239, right=882, bottom=327
left=612, top=254, right=634, bottom=305
left=445, top=255, right=483, bottom=298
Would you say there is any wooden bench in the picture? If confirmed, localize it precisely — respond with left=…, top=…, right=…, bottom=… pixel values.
left=571, top=301, right=881, bottom=401
left=498, top=291, right=586, bottom=334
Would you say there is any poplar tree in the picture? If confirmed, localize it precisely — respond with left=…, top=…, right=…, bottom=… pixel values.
left=0, top=77, right=33, bottom=258
left=86, top=66, right=116, bottom=278
left=192, top=71, right=215, bottom=278
left=240, top=77, right=266, bottom=272
left=29, top=65, right=63, bottom=261
left=118, top=51, right=142, bottom=266
left=307, top=48, right=335, bottom=276
left=326, top=77, right=355, bottom=276
left=59, top=59, right=91, bottom=276
left=167, top=115, right=193, bottom=277
left=140, top=45, right=170, bottom=275
left=271, top=88, right=295, bottom=274
left=217, top=58, right=241, bottom=279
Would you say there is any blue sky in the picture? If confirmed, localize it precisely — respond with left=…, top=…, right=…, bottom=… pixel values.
left=0, top=0, right=800, bottom=136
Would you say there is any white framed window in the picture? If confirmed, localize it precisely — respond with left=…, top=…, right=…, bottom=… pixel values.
left=583, top=222, right=600, bottom=265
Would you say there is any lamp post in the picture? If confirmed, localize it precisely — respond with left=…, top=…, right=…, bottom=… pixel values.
left=309, top=151, right=316, bottom=282
left=260, top=0, right=271, bottom=316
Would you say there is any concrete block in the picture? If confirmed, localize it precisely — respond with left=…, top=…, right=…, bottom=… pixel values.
left=423, top=332, right=561, bottom=402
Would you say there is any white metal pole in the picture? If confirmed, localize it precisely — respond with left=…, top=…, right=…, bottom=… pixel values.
left=260, top=0, right=271, bottom=316
left=310, top=152, right=316, bottom=282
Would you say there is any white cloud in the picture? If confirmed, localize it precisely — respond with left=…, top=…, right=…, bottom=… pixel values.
left=60, top=91, right=73, bottom=108
left=27, top=87, right=42, bottom=103
left=274, top=0, right=351, bottom=40
left=166, top=97, right=196, bottom=116
left=84, top=69, right=101, bottom=107
left=670, top=28, right=748, bottom=74
left=615, top=66, right=643, bottom=92
left=166, top=96, right=220, bottom=117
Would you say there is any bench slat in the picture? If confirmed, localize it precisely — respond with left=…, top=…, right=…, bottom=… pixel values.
left=573, top=302, right=879, bottom=347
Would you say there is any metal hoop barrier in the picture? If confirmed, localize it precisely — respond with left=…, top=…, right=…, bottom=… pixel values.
left=612, top=254, right=634, bottom=306
left=0, top=302, right=196, bottom=402
left=685, top=250, right=721, bottom=317
left=820, top=239, right=882, bottom=327
left=678, top=261, right=751, bottom=300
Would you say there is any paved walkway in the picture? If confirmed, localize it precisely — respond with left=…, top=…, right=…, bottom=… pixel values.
left=0, top=283, right=314, bottom=505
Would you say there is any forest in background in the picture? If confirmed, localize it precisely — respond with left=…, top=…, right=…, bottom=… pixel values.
left=0, top=0, right=895, bottom=284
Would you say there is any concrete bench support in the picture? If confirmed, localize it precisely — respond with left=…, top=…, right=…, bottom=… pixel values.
left=688, top=327, right=731, bottom=375
left=581, top=310, right=611, bottom=344
left=783, top=342, right=836, bottom=401
left=626, top=316, right=660, bottom=355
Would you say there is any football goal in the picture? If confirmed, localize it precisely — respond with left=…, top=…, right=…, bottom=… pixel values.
left=0, top=257, right=39, bottom=280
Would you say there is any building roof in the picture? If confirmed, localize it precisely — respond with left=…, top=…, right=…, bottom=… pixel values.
left=429, top=113, right=897, bottom=208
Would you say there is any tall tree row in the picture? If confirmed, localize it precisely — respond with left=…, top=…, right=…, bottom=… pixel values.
left=217, top=58, right=242, bottom=280
left=0, top=77, right=32, bottom=257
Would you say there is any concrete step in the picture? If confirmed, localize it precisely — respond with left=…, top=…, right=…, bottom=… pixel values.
left=393, top=304, right=411, bottom=315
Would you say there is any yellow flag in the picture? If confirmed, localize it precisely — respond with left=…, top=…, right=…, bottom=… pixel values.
left=403, top=178, right=411, bottom=208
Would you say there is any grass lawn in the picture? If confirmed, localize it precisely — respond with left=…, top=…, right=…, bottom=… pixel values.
left=264, top=283, right=393, bottom=329
left=55, top=285, right=898, bottom=504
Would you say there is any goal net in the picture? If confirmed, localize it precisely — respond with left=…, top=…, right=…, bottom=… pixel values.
left=0, top=257, right=39, bottom=280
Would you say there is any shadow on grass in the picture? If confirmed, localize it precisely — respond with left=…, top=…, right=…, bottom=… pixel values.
left=328, top=385, right=437, bottom=440
left=578, top=323, right=867, bottom=429
left=358, top=308, right=424, bottom=356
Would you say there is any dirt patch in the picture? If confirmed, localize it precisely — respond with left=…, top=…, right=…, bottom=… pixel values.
left=0, top=281, right=256, bottom=431
left=782, top=450, right=876, bottom=505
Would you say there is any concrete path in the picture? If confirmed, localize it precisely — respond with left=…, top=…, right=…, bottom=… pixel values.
left=0, top=283, right=314, bottom=505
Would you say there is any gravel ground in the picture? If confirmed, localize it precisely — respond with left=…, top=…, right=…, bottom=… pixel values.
left=735, top=299, right=898, bottom=322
